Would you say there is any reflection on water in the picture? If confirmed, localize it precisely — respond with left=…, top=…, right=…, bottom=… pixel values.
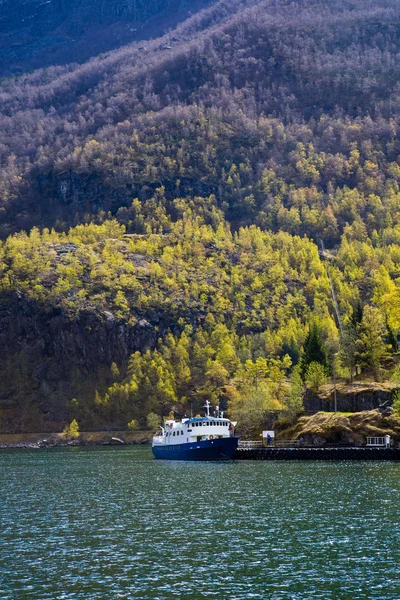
left=1, top=446, right=400, bottom=599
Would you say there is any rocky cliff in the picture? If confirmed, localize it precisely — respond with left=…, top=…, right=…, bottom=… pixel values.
left=304, top=383, right=396, bottom=414
left=0, top=295, right=161, bottom=433
left=278, top=410, right=400, bottom=447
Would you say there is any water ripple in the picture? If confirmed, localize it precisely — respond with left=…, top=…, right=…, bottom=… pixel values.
left=1, top=448, right=400, bottom=599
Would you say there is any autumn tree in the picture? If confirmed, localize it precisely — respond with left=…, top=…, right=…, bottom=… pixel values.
left=356, top=306, right=388, bottom=381
left=339, top=324, right=359, bottom=383
left=286, top=366, right=304, bottom=417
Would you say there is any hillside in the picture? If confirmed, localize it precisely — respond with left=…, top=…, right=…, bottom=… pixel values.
left=1, top=0, right=400, bottom=241
left=1, top=0, right=400, bottom=433
left=0, top=0, right=215, bottom=76
left=0, top=214, right=332, bottom=431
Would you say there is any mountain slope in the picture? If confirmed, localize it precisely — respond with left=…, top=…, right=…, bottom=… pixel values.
left=1, top=0, right=400, bottom=242
left=0, top=0, right=215, bottom=76
left=1, top=0, right=400, bottom=433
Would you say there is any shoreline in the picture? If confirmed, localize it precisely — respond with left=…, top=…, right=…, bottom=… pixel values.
left=0, top=430, right=153, bottom=449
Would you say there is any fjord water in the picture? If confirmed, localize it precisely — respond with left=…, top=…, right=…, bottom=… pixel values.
left=1, top=447, right=400, bottom=600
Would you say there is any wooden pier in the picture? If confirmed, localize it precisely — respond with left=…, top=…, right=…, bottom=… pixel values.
left=234, top=446, right=400, bottom=460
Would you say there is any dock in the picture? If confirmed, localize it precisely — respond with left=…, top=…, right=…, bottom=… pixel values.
left=234, top=447, right=400, bottom=460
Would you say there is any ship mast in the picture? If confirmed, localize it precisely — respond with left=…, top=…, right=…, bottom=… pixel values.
left=203, top=400, right=211, bottom=417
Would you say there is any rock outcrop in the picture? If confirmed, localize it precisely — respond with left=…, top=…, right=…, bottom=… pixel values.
left=304, top=382, right=396, bottom=414
left=0, top=295, right=161, bottom=432
left=278, top=410, right=400, bottom=447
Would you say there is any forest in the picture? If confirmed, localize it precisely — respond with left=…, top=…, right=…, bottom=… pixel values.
left=1, top=0, right=400, bottom=433
left=0, top=0, right=214, bottom=76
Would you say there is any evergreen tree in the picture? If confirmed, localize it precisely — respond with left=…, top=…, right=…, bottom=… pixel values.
left=386, top=323, right=398, bottom=354
left=351, top=303, right=363, bottom=328
left=300, top=322, right=327, bottom=379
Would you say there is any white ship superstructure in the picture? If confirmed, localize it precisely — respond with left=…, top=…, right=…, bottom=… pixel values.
left=152, top=401, right=239, bottom=460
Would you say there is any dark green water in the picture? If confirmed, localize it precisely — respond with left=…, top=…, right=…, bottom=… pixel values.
left=1, top=447, right=400, bottom=599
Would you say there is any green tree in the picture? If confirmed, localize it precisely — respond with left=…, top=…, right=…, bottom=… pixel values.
left=286, top=365, right=304, bottom=416
left=127, top=419, right=138, bottom=431
left=300, top=322, right=327, bottom=379
left=339, top=324, right=359, bottom=382
left=228, top=383, right=276, bottom=438
left=147, top=412, right=161, bottom=431
left=305, top=362, right=327, bottom=393
left=392, top=390, right=400, bottom=419
left=356, top=306, right=388, bottom=381
left=63, top=419, right=80, bottom=439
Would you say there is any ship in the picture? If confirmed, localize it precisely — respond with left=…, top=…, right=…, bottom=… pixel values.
left=152, top=401, right=239, bottom=461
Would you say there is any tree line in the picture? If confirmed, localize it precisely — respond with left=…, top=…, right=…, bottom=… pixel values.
left=0, top=203, right=398, bottom=433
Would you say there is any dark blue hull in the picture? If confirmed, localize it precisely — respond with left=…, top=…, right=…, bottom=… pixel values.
left=152, top=437, right=239, bottom=461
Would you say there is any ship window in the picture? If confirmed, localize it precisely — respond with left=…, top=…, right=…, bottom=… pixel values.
left=181, top=431, right=184, bottom=435
left=173, top=432, right=176, bottom=436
